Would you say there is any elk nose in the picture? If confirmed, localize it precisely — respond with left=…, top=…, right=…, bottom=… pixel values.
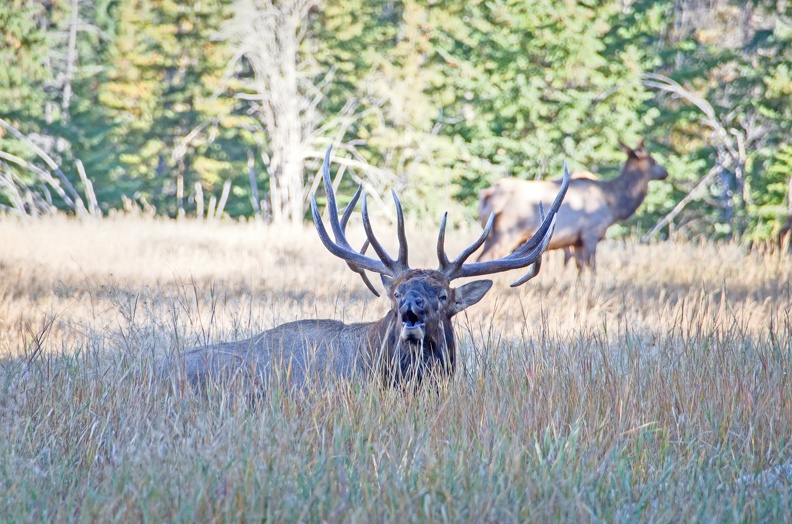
left=399, top=294, right=426, bottom=316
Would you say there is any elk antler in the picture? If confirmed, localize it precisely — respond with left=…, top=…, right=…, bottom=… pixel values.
left=437, top=163, right=570, bottom=286
left=310, top=147, right=410, bottom=296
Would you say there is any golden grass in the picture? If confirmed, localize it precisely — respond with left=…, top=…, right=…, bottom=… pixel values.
left=1, top=215, right=790, bottom=522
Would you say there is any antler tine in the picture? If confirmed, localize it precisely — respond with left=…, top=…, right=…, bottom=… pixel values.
left=311, top=196, right=389, bottom=275
left=450, top=214, right=557, bottom=281
left=339, top=184, right=363, bottom=232
left=321, top=147, right=351, bottom=249
left=351, top=240, right=380, bottom=296
left=441, top=162, right=569, bottom=284
left=361, top=194, right=410, bottom=274
left=311, top=147, right=401, bottom=289
left=391, top=189, right=409, bottom=268
left=509, top=163, right=570, bottom=258
left=361, top=195, right=391, bottom=264
left=437, top=212, right=495, bottom=275
left=509, top=253, right=542, bottom=287
left=436, top=212, right=450, bottom=270
left=335, top=184, right=380, bottom=296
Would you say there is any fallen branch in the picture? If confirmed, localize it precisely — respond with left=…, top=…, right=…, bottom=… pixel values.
left=0, top=116, right=87, bottom=216
left=0, top=168, right=57, bottom=217
left=76, top=159, right=101, bottom=218
left=0, top=150, right=77, bottom=210
left=643, top=74, right=740, bottom=162
left=195, top=183, right=205, bottom=221
left=641, top=165, right=721, bottom=243
left=214, top=179, right=232, bottom=220
left=247, top=149, right=262, bottom=219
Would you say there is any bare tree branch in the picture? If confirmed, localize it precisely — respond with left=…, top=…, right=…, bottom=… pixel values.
left=641, top=165, right=721, bottom=243
left=75, top=159, right=101, bottom=218
left=643, top=74, right=740, bottom=162
left=215, top=179, right=232, bottom=220
left=0, top=117, right=86, bottom=215
left=643, top=73, right=749, bottom=234
left=0, top=150, right=76, bottom=211
left=62, top=0, right=80, bottom=119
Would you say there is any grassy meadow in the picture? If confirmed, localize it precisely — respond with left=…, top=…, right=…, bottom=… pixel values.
left=0, top=215, right=790, bottom=522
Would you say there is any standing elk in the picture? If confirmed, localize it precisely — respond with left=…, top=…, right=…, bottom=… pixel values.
left=161, top=148, right=570, bottom=390
left=559, top=170, right=598, bottom=267
left=476, top=139, right=668, bottom=270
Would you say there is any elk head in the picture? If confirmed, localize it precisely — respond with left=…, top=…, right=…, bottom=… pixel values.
left=619, top=138, right=668, bottom=181
left=311, top=147, right=569, bottom=383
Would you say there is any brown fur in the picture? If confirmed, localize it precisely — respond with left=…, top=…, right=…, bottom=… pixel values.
left=568, top=170, right=600, bottom=181
left=160, top=144, right=562, bottom=393
left=477, top=139, right=668, bottom=270
left=562, top=171, right=599, bottom=265
left=375, top=270, right=460, bottom=385
left=160, top=269, right=490, bottom=391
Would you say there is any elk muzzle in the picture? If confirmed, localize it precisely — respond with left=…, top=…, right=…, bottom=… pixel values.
left=399, top=292, right=427, bottom=342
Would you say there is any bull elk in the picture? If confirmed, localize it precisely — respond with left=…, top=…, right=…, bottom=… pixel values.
left=477, top=139, right=668, bottom=270
left=161, top=148, right=570, bottom=390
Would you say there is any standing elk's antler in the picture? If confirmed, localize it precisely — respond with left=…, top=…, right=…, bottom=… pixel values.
left=437, top=163, right=570, bottom=286
left=311, top=147, right=410, bottom=296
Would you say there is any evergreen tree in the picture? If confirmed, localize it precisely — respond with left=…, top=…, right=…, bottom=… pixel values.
left=424, top=0, right=654, bottom=204
left=99, top=0, right=238, bottom=217
left=1, top=0, right=790, bottom=239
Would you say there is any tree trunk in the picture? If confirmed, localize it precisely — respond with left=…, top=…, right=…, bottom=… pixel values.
left=718, top=167, right=734, bottom=236
left=62, top=0, right=79, bottom=120
left=247, top=149, right=261, bottom=218
left=176, top=157, right=185, bottom=219
left=225, top=0, right=316, bottom=225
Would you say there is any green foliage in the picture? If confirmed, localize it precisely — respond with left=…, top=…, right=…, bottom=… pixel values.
left=97, top=0, right=243, bottom=216
left=0, top=0, right=51, bottom=114
left=425, top=0, right=654, bottom=202
left=1, top=0, right=791, bottom=237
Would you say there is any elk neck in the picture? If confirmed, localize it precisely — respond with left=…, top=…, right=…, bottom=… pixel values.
left=601, top=162, right=653, bottom=222
left=367, top=311, right=456, bottom=386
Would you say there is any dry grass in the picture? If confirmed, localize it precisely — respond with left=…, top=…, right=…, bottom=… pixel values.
left=1, top=215, right=790, bottom=522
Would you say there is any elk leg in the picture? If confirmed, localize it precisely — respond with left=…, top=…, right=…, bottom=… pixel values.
left=563, top=247, right=574, bottom=267
left=580, top=233, right=599, bottom=271
left=573, top=246, right=588, bottom=271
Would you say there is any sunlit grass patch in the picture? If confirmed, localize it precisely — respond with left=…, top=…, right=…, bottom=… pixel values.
left=1, top=216, right=790, bottom=521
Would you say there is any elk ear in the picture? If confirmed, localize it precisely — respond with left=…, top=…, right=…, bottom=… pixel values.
left=633, top=138, right=647, bottom=157
left=451, top=280, right=493, bottom=314
left=618, top=140, right=634, bottom=156
left=380, top=274, right=394, bottom=293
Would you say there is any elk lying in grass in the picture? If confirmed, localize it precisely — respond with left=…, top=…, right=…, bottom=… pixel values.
left=477, top=139, right=668, bottom=270
left=161, top=149, right=570, bottom=390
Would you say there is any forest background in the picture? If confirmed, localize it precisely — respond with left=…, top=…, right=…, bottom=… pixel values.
left=2, top=0, right=791, bottom=241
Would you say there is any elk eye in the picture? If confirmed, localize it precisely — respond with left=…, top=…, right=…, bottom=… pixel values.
left=439, top=294, right=447, bottom=302
left=394, top=292, right=401, bottom=299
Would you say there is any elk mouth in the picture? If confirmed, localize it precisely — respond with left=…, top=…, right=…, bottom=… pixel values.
left=400, top=310, right=426, bottom=342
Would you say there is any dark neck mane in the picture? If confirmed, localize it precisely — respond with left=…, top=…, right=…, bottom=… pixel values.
left=369, top=313, right=456, bottom=386
left=601, top=162, right=652, bottom=222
